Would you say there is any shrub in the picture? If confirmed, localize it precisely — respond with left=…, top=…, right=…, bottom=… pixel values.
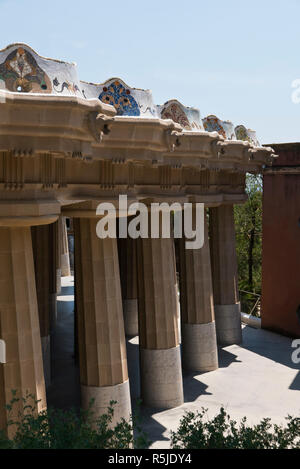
left=170, top=407, right=300, bottom=449
left=0, top=391, right=150, bottom=449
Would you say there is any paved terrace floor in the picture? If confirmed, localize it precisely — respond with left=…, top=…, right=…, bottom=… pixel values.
left=47, top=276, right=300, bottom=449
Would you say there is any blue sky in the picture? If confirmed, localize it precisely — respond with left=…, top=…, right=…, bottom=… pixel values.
left=0, top=0, right=299, bottom=144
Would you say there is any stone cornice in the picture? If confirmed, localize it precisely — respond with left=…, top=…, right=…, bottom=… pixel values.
left=0, top=91, right=116, bottom=156
left=0, top=42, right=276, bottom=223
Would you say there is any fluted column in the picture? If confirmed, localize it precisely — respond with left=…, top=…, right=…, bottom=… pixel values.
left=55, top=220, right=62, bottom=294
left=209, top=205, right=242, bottom=345
left=0, top=227, right=46, bottom=437
left=118, top=237, right=139, bottom=337
left=74, top=218, right=131, bottom=426
left=179, top=213, right=218, bottom=371
left=60, top=216, right=71, bottom=277
left=137, top=235, right=183, bottom=409
left=31, top=225, right=52, bottom=388
left=47, top=222, right=58, bottom=332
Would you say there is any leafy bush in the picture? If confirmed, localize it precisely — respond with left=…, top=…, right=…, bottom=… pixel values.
left=0, top=391, right=150, bottom=449
left=171, top=407, right=300, bottom=449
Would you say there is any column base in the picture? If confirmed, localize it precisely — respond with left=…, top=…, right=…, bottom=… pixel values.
left=123, top=299, right=139, bottom=337
left=41, top=335, right=51, bottom=388
left=81, top=380, right=132, bottom=427
left=214, top=303, right=242, bottom=345
left=140, top=346, right=184, bottom=409
left=182, top=322, right=218, bottom=372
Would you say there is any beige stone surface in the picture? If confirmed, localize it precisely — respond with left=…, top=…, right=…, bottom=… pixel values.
left=118, top=237, right=139, bottom=337
left=209, top=205, right=239, bottom=305
left=178, top=212, right=218, bottom=371
left=137, top=236, right=179, bottom=350
left=81, top=379, right=131, bottom=427
left=74, top=218, right=128, bottom=388
left=0, top=226, right=46, bottom=436
left=209, top=205, right=242, bottom=345
left=123, top=299, right=139, bottom=337
left=179, top=212, right=214, bottom=325
left=214, top=303, right=242, bottom=345
left=0, top=80, right=275, bottom=427
left=140, top=346, right=184, bottom=409
left=59, top=217, right=71, bottom=277
left=182, top=322, right=218, bottom=372
left=31, top=224, right=52, bottom=339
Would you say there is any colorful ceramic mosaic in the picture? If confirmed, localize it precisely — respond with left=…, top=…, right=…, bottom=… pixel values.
left=158, top=100, right=204, bottom=131
left=99, top=80, right=140, bottom=116
left=160, top=101, right=191, bottom=129
left=203, top=115, right=235, bottom=140
left=53, top=77, right=82, bottom=95
left=235, top=125, right=260, bottom=146
left=0, top=47, right=52, bottom=93
left=203, top=115, right=226, bottom=138
left=81, top=78, right=158, bottom=117
left=0, top=43, right=262, bottom=150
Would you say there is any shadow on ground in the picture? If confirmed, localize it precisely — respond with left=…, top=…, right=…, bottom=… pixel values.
left=47, top=278, right=300, bottom=448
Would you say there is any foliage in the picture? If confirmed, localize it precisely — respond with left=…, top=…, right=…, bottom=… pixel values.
left=0, top=391, right=150, bottom=449
left=234, top=173, right=263, bottom=314
left=170, top=407, right=300, bottom=449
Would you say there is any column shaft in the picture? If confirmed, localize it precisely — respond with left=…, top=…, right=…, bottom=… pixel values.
left=74, top=218, right=131, bottom=425
left=137, top=236, right=183, bottom=409
left=55, top=220, right=62, bottom=294
left=179, top=213, right=218, bottom=371
left=31, top=224, right=53, bottom=388
left=118, top=237, right=139, bottom=337
left=209, top=205, right=242, bottom=345
left=60, top=216, right=71, bottom=277
left=0, top=227, right=46, bottom=437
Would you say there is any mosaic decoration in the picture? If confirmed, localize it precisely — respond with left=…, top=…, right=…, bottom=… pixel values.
left=81, top=78, right=157, bottom=117
left=203, top=115, right=226, bottom=138
left=99, top=80, right=140, bottom=116
left=235, top=125, right=260, bottom=146
left=160, top=101, right=191, bottom=129
left=0, top=47, right=52, bottom=93
left=158, top=100, right=204, bottom=131
left=203, top=115, right=235, bottom=140
left=235, top=125, right=249, bottom=141
left=0, top=43, right=263, bottom=148
left=53, top=77, right=81, bottom=95
left=138, top=103, right=157, bottom=116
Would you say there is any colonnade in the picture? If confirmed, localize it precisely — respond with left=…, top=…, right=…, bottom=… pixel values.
left=0, top=203, right=241, bottom=433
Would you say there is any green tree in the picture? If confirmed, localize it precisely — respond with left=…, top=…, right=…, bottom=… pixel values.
left=234, top=173, right=262, bottom=314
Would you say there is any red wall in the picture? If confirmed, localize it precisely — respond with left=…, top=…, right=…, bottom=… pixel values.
left=262, top=143, right=300, bottom=338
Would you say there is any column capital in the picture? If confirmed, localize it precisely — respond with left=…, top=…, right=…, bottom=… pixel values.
left=0, top=200, right=60, bottom=227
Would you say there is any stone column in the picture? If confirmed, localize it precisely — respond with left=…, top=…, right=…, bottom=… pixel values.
left=48, top=222, right=58, bottom=332
left=74, top=218, right=131, bottom=426
left=179, top=213, right=218, bottom=372
left=118, top=237, right=139, bottom=337
left=73, top=219, right=80, bottom=365
left=31, top=225, right=52, bottom=388
left=55, top=220, right=62, bottom=294
left=209, top=205, right=242, bottom=345
left=137, top=235, right=184, bottom=409
left=60, top=216, right=71, bottom=277
left=0, top=226, right=47, bottom=437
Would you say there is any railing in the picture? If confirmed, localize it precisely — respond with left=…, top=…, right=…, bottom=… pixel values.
left=239, top=289, right=261, bottom=317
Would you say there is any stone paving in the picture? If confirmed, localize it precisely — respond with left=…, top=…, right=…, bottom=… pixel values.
left=48, top=276, right=300, bottom=449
